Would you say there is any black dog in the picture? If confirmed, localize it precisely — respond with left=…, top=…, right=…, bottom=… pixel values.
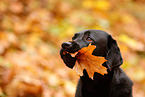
left=60, top=30, right=133, bottom=97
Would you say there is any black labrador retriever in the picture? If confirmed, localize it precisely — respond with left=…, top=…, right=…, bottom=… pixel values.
left=60, top=30, right=133, bottom=97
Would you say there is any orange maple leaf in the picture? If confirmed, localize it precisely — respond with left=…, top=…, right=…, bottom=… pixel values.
left=73, top=44, right=108, bottom=79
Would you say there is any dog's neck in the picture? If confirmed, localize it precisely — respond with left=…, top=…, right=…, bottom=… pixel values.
left=80, top=69, right=114, bottom=86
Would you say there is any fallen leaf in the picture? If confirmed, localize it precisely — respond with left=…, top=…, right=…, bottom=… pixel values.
left=73, top=44, right=107, bottom=79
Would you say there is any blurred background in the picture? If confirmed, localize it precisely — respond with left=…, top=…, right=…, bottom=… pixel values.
left=0, top=0, right=145, bottom=97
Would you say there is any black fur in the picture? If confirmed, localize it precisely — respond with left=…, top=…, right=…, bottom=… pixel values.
left=60, top=30, right=133, bottom=97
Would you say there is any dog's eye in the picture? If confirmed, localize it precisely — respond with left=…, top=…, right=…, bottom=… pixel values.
left=86, top=37, right=93, bottom=42
left=72, top=37, right=75, bottom=40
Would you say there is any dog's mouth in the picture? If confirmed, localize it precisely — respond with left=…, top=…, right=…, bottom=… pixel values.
left=62, top=48, right=80, bottom=58
left=64, top=51, right=78, bottom=57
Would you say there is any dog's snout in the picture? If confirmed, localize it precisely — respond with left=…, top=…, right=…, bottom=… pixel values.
left=61, top=41, right=81, bottom=53
left=62, top=42, right=72, bottom=49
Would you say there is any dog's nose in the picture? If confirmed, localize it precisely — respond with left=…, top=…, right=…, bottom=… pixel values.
left=62, top=42, right=72, bottom=49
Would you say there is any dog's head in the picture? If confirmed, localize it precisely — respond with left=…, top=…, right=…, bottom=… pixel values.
left=60, top=30, right=123, bottom=71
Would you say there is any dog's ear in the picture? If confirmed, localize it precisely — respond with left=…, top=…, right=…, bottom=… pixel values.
left=106, top=35, right=123, bottom=71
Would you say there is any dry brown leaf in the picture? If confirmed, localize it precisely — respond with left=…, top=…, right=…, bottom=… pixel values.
left=73, top=44, right=107, bottom=79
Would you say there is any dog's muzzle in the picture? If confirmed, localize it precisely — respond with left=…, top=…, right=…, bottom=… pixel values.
left=61, top=41, right=81, bottom=53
